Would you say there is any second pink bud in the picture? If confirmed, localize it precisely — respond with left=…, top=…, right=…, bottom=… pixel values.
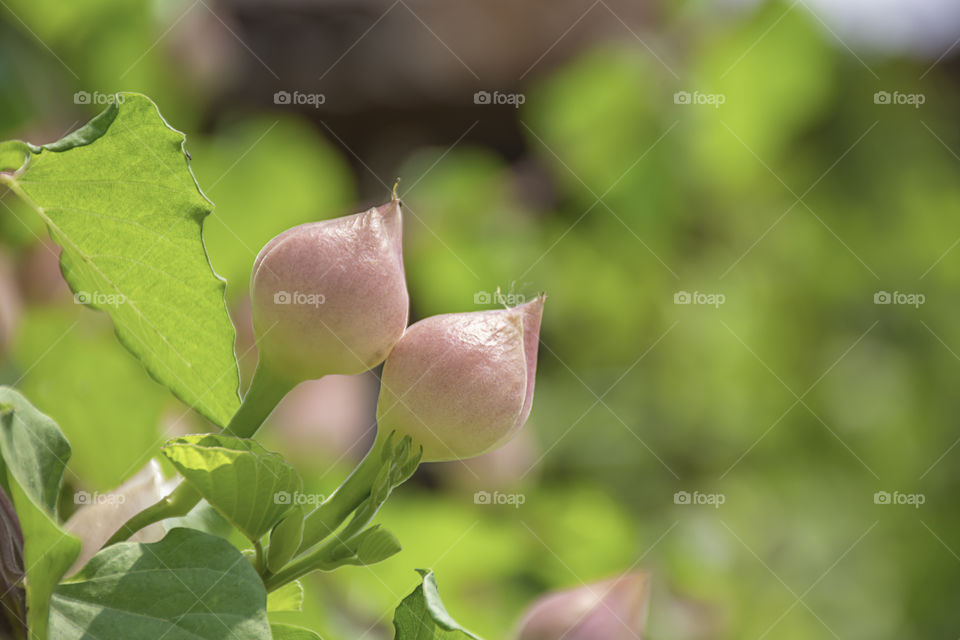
left=377, top=296, right=544, bottom=462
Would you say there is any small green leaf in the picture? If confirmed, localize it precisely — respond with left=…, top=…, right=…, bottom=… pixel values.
left=353, top=525, right=402, bottom=565
left=0, top=93, right=240, bottom=426
left=49, top=528, right=270, bottom=640
left=393, top=569, right=484, bottom=640
left=270, top=623, right=323, bottom=640
left=0, top=388, right=71, bottom=512
left=267, top=505, right=304, bottom=573
left=0, top=387, right=81, bottom=640
left=161, top=434, right=302, bottom=541
left=266, top=580, right=304, bottom=612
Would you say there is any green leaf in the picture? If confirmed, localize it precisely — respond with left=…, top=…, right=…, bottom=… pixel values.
left=393, top=570, right=484, bottom=640
left=353, top=525, right=402, bottom=565
left=266, top=580, right=303, bottom=612
left=0, top=93, right=240, bottom=426
left=161, top=434, right=302, bottom=541
left=49, top=528, right=270, bottom=640
left=0, top=388, right=70, bottom=513
left=0, top=387, right=81, bottom=640
left=267, top=506, right=304, bottom=573
left=8, top=484, right=80, bottom=640
left=270, top=623, right=323, bottom=640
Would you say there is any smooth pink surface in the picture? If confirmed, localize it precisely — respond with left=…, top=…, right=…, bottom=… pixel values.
left=514, top=573, right=650, bottom=640
left=377, top=297, right=544, bottom=462
left=251, top=199, right=409, bottom=381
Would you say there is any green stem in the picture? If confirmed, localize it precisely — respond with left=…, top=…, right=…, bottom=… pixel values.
left=263, top=537, right=345, bottom=592
left=104, top=483, right=201, bottom=546
left=296, top=436, right=387, bottom=554
left=104, top=361, right=294, bottom=546
left=254, top=540, right=266, bottom=575
left=222, top=361, right=295, bottom=439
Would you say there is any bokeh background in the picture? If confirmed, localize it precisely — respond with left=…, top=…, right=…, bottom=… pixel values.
left=3, top=0, right=960, bottom=637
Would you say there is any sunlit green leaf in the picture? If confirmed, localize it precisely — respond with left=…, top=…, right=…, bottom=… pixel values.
left=0, top=93, right=240, bottom=426
left=270, top=623, right=322, bottom=640
left=267, top=580, right=304, bottom=613
left=161, top=434, right=302, bottom=541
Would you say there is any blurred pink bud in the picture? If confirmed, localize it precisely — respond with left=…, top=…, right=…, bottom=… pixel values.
left=251, top=199, right=409, bottom=381
left=377, top=296, right=544, bottom=462
left=0, top=252, right=21, bottom=356
left=437, top=429, right=539, bottom=491
left=514, top=573, right=651, bottom=640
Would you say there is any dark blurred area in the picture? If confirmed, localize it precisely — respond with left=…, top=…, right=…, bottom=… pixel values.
left=3, top=0, right=960, bottom=638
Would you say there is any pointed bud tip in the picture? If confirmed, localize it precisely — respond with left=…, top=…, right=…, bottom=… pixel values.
left=517, top=294, right=545, bottom=322
left=372, top=197, right=404, bottom=251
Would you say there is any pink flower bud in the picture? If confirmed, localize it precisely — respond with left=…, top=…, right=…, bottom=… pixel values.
left=251, top=199, right=409, bottom=381
left=514, top=573, right=650, bottom=640
left=377, top=296, right=544, bottom=462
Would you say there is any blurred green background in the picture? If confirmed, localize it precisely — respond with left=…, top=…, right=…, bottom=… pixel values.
left=2, top=0, right=960, bottom=637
